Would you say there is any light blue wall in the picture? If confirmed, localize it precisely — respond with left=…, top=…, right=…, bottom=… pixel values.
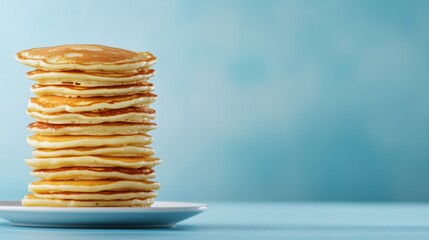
left=0, top=0, right=428, bottom=202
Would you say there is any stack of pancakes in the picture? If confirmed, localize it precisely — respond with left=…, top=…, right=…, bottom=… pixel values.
left=16, top=44, right=161, bottom=207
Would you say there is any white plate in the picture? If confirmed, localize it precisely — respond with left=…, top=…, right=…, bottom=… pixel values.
left=0, top=201, right=207, bottom=228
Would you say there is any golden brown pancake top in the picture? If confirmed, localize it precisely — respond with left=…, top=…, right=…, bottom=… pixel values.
left=34, top=167, right=154, bottom=174
left=17, top=44, right=155, bottom=66
left=27, top=106, right=155, bottom=117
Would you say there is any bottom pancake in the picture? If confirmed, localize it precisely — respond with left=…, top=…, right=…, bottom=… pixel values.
left=22, top=195, right=154, bottom=207
left=32, top=191, right=157, bottom=200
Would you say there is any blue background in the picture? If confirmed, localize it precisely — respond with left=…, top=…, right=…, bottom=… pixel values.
left=0, top=0, right=428, bottom=202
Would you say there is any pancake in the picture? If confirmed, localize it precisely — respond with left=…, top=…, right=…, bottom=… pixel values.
left=27, top=68, right=155, bottom=87
left=32, top=145, right=155, bottom=158
left=29, top=180, right=160, bottom=193
left=31, top=167, right=156, bottom=180
left=32, top=81, right=154, bottom=97
left=16, top=44, right=156, bottom=72
left=22, top=195, right=155, bottom=207
left=27, top=107, right=155, bottom=124
left=32, top=191, right=157, bottom=200
left=28, top=93, right=157, bottom=113
left=26, top=156, right=161, bottom=169
left=28, top=122, right=157, bottom=135
left=27, top=134, right=153, bottom=149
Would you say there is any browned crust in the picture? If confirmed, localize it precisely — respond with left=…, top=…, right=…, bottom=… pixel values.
left=28, top=121, right=157, bottom=130
left=32, top=179, right=156, bottom=185
left=32, top=81, right=153, bottom=90
left=27, top=106, right=155, bottom=117
left=16, top=44, right=156, bottom=66
left=27, top=68, right=155, bottom=78
left=34, top=167, right=154, bottom=175
left=30, top=93, right=157, bottom=108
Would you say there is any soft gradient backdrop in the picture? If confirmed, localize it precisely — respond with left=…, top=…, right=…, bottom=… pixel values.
left=0, top=0, right=428, bottom=202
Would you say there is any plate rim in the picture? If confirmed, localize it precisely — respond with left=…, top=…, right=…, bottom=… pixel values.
left=0, top=200, right=208, bottom=213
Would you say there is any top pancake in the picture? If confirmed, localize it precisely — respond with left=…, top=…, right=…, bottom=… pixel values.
left=16, top=44, right=156, bottom=72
